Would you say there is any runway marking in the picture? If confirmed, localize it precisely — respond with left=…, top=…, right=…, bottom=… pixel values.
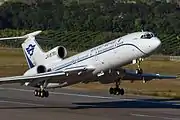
left=131, top=113, right=179, bottom=120
left=51, top=92, right=114, bottom=99
left=0, top=87, right=115, bottom=99
left=1, top=87, right=180, bottom=106
left=0, top=100, right=44, bottom=106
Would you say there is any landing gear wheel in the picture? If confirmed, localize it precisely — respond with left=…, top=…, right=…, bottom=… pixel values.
left=44, top=91, right=49, bottom=97
left=136, top=58, right=143, bottom=74
left=136, top=68, right=143, bottom=74
left=120, top=88, right=124, bottom=95
left=34, top=89, right=49, bottom=98
left=109, top=87, right=125, bottom=95
left=113, top=88, right=119, bottom=95
left=40, top=90, right=45, bottom=98
left=34, top=90, right=38, bottom=96
left=109, top=78, right=125, bottom=96
left=109, top=87, right=114, bottom=94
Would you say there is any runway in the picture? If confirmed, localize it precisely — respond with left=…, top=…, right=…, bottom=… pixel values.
left=0, top=84, right=180, bottom=120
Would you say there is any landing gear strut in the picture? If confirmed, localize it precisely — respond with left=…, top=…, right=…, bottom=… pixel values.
left=109, top=79, right=124, bottom=95
left=135, top=58, right=143, bottom=74
left=34, top=89, right=49, bottom=98
left=34, top=80, right=49, bottom=98
left=34, top=83, right=49, bottom=98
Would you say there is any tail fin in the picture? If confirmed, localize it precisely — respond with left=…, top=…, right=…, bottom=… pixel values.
left=0, top=31, right=46, bottom=68
left=21, top=36, right=45, bottom=68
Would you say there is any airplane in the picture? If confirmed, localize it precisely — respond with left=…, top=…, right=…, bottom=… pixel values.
left=0, top=30, right=177, bottom=98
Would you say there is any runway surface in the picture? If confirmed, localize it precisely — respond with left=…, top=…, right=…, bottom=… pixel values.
left=0, top=84, right=180, bottom=120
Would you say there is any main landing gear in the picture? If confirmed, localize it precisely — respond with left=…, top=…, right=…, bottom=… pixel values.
left=34, top=89, right=49, bottom=98
left=109, top=79, right=124, bottom=95
left=34, top=80, right=49, bottom=98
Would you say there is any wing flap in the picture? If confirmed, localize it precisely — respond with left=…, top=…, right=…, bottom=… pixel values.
left=0, top=65, right=95, bottom=85
left=0, top=72, right=66, bottom=84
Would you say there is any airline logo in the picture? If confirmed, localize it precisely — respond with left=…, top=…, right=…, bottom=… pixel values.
left=26, top=44, right=36, bottom=56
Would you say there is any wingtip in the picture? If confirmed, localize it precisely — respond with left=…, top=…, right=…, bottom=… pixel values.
left=0, top=30, right=43, bottom=41
left=24, top=30, right=42, bottom=37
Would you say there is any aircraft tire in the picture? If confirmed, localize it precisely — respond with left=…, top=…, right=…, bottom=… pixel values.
left=40, top=90, right=45, bottom=98
left=120, top=88, right=124, bottom=95
left=115, top=88, right=121, bottom=95
left=44, top=91, right=49, bottom=97
left=109, top=87, right=114, bottom=94
left=34, top=90, right=38, bottom=96
left=136, top=68, right=143, bottom=74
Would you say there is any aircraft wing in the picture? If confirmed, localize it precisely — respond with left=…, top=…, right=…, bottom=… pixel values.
left=123, top=69, right=177, bottom=81
left=0, top=72, right=66, bottom=84
left=0, top=65, right=95, bottom=85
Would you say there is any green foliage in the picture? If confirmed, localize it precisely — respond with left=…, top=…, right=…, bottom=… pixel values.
left=0, top=0, right=180, bottom=55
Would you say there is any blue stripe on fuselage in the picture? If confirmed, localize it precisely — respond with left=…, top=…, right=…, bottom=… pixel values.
left=54, top=43, right=146, bottom=71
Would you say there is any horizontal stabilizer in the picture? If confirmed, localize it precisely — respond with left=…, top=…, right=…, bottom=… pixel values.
left=0, top=30, right=42, bottom=41
left=0, top=65, right=95, bottom=86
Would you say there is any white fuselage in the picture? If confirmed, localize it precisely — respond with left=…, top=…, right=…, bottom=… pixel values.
left=46, top=32, right=161, bottom=74
left=24, top=31, right=161, bottom=88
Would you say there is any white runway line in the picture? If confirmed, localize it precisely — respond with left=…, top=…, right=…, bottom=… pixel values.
left=50, top=91, right=114, bottom=99
left=0, top=87, right=180, bottom=105
left=131, top=113, right=179, bottom=120
left=0, top=87, right=33, bottom=92
left=0, top=100, right=44, bottom=106
left=0, top=87, right=115, bottom=99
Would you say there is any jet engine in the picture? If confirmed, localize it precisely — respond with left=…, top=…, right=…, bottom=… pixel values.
left=37, top=65, right=46, bottom=73
left=23, top=65, right=47, bottom=76
left=45, top=46, right=67, bottom=60
left=57, top=46, right=67, bottom=59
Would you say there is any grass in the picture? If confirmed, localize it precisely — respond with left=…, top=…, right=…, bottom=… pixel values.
left=0, top=47, right=180, bottom=98
left=70, top=80, right=180, bottom=98
left=0, top=47, right=27, bottom=76
left=125, top=60, right=180, bottom=75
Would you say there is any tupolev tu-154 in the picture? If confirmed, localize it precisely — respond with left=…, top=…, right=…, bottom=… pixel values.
left=0, top=31, right=177, bottom=98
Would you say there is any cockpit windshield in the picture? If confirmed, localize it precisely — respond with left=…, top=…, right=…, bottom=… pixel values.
left=141, top=33, right=155, bottom=39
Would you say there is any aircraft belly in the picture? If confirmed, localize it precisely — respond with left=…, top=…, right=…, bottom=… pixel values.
left=44, top=70, right=92, bottom=88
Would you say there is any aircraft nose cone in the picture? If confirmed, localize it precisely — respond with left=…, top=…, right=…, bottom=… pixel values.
left=132, top=37, right=162, bottom=57
left=151, top=37, right=161, bottom=49
left=145, top=37, right=161, bottom=54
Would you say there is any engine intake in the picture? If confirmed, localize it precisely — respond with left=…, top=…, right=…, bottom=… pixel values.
left=37, top=65, right=46, bottom=73
left=23, top=65, right=47, bottom=76
left=45, top=46, right=67, bottom=60
left=57, top=46, right=67, bottom=59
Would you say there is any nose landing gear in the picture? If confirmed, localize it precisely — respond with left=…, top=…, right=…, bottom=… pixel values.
left=135, top=68, right=143, bottom=74
left=135, top=58, right=143, bottom=74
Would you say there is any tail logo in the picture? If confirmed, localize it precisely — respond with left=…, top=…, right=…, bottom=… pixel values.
left=26, top=44, right=36, bottom=56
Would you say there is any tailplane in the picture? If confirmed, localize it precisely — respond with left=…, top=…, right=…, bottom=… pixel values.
left=0, top=31, right=46, bottom=68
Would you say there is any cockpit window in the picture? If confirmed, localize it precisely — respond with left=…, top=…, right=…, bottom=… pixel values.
left=141, top=33, right=155, bottom=39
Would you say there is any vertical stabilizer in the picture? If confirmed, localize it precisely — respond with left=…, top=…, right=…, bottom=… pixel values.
left=0, top=30, right=46, bottom=68
left=22, top=36, right=45, bottom=68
